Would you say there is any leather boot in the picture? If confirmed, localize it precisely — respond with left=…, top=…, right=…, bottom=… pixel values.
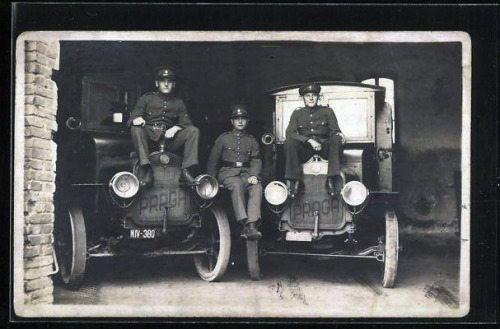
left=294, top=180, right=303, bottom=196
left=287, top=180, right=296, bottom=197
left=333, top=174, right=344, bottom=196
left=180, top=168, right=200, bottom=185
left=288, top=180, right=302, bottom=197
left=138, top=164, right=153, bottom=187
left=326, top=176, right=335, bottom=196
left=241, top=222, right=262, bottom=240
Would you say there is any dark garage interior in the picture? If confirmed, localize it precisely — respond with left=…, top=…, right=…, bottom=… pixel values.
left=53, top=40, right=463, bottom=235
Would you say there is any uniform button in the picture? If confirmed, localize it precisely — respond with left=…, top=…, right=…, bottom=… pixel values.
left=310, top=114, right=313, bottom=117
left=311, top=129, right=314, bottom=131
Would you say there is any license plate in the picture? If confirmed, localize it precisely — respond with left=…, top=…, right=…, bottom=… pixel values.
left=129, top=229, right=156, bottom=239
left=286, top=231, right=313, bottom=241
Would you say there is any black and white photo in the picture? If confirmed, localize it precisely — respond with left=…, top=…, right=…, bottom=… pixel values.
left=13, top=30, right=472, bottom=319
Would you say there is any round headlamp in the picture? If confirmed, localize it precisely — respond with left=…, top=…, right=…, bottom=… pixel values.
left=261, top=133, right=275, bottom=145
left=341, top=181, right=369, bottom=206
left=109, top=172, right=140, bottom=199
left=195, top=174, right=219, bottom=199
left=265, top=181, right=288, bottom=206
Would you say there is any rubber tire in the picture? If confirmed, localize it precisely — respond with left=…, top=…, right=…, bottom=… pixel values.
left=194, top=206, right=231, bottom=282
left=55, top=205, right=87, bottom=290
left=382, top=209, right=399, bottom=288
left=246, top=239, right=263, bottom=281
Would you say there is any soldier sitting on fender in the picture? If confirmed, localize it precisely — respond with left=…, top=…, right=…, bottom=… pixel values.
left=207, top=105, right=263, bottom=240
left=285, top=83, right=347, bottom=197
left=128, top=66, right=200, bottom=187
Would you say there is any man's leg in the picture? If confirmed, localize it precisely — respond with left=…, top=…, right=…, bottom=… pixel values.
left=285, top=139, right=313, bottom=196
left=222, top=176, right=248, bottom=222
left=246, top=183, right=263, bottom=223
left=240, top=179, right=262, bottom=240
left=323, top=134, right=343, bottom=177
left=163, top=125, right=200, bottom=184
left=323, top=134, right=343, bottom=195
left=285, top=139, right=316, bottom=179
left=164, top=125, right=199, bottom=169
left=131, top=126, right=154, bottom=186
left=131, top=126, right=151, bottom=165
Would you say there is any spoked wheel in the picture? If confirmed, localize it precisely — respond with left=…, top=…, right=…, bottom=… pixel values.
left=246, top=239, right=263, bottom=280
left=54, top=205, right=87, bottom=290
left=381, top=209, right=399, bottom=288
left=194, top=206, right=231, bottom=281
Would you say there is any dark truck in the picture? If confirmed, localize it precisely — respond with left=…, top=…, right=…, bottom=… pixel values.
left=54, top=75, right=230, bottom=290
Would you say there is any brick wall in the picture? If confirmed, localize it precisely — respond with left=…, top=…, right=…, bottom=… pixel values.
left=23, top=41, right=59, bottom=304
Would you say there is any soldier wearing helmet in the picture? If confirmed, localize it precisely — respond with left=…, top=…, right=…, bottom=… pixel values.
left=128, top=66, right=199, bottom=186
left=285, top=82, right=346, bottom=196
left=207, top=105, right=263, bottom=240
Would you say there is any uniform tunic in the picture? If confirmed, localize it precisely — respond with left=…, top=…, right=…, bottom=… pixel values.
left=285, top=105, right=343, bottom=180
left=128, top=91, right=198, bottom=168
left=286, top=105, right=341, bottom=143
left=128, top=92, right=193, bottom=141
left=207, top=130, right=262, bottom=223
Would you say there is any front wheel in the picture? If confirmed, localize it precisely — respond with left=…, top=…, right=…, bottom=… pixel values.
left=246, top=239, right=263, bottom=280
left=194, top=206, right=231, bottom=281
left=381, top=209, right=399, bottom=288
left=54, top=205, right=87, bottom=290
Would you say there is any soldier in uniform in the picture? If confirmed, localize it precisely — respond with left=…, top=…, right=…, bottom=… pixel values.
left=285, top=83, right=346, bottom=196
left=207, top=105, right=263, bottom=240
left=128, top=67, right=199, bottom=186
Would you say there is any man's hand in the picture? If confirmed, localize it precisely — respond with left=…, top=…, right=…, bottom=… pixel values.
left=307, top=139, right=322, bottom=151
left=132, top=116, right=146, bottom=126
left=336, top=132, right=347, bottom=145
left=165, top=126, right=182, bottom=139
left=247, top=176, right=259, bottom=185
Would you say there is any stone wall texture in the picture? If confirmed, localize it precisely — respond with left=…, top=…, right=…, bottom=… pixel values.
left=23, top=40, right=59, bottom=304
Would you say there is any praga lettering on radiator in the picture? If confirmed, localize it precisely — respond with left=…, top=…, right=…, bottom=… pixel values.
left=293, top=197, right=340, bottom=218
left=138, top=189, right=187, bottom=215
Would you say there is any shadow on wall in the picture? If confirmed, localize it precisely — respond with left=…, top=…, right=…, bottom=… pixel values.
left=397, top=147, right=461, bottom=231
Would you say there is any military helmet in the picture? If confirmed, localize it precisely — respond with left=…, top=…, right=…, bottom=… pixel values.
left=299, top=83, right=321, bottom=96
left=230, top=105, right=249, bottom=118
left=155, top=66, right=176, bottom=81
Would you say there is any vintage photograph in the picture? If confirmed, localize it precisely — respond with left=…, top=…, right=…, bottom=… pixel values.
left=13, top=31, right=470, bottom=318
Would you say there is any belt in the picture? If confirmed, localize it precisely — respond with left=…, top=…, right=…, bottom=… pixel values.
left=307, top=134, right=329, bottom=140
left=222, top=161, right=250, bottom=168
left=146, top=122, right=171, bottom=130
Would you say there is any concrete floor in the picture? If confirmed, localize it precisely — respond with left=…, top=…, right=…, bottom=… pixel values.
left=53, top=238, right=465, bottom=318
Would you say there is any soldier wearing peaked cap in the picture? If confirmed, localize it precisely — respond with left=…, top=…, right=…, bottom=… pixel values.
left=128, top=66, right=200, bottom=186
left=207, top=105, right=263, bottom=240
left=298, top=82, right=321, bottom=95
left=285, top=82, right=347, bottom=197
